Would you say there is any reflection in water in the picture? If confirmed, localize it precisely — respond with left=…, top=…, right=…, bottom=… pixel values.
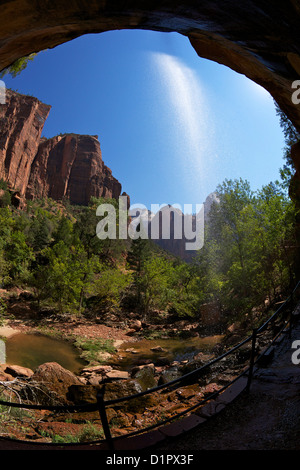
left=2, top=332, right=223, bottom=375
left=111, top=335, right=223, bottom=370
left=5, top=333, right=86, bottom=373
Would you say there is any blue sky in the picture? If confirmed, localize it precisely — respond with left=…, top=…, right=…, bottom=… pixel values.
left=3, top=30, right=286, bottom=211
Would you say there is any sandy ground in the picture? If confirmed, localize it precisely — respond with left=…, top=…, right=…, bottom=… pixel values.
left=0, top=326, right=21, bottom=338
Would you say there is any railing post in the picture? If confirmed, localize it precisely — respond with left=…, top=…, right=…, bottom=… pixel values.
left=246, top=328, right=258, bottom=393
left=97, top=384, right=114, bottom=451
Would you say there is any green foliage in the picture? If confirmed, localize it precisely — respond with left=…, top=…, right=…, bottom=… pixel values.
left=31, top=240, right=100, bottom=314
left=0, top=297, right=6, bottom=325
left=0, top=176, right=296, bottom=326
left=5, top=230, right=35, bottom=281
left=127, top=239, right=204, bottom=320
left=90, top=265, right=132, bottom=311
left=1, top=54, right=37, bottom=78
left=195, top=177, right=298, bottom=320
left=274, top=102, right=299, bottom=194
left=275, top=102, right=299, bottom=171
left=74, top=337, right=116, bottom=364
left=42, top=421, right=103, bottom=443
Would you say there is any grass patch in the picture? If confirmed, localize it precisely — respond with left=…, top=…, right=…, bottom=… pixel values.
left=40, top=422, right=104, bottom=444
left=74, top=337, right=116, bottom=364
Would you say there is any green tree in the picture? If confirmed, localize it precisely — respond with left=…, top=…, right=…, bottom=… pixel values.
left=127, top=232, right=151, bottom=314
left=90, top=265, right=132, bottom=312
left=5, top=230, right=35, bottom=281
left=198, top=177, right=297, bottom=319
left=139, top=256, right=173, bottom=318
left=73, top=197, right=126, bottom=262
left=1, top=54, right=37, bottom=78
left=31, top=241, right=98, bottom=314
left=275, top=102, right=299, bottom=173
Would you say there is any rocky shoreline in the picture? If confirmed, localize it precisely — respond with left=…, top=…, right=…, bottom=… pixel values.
left=0, top=289, right=281, bottom=444
left=0, top=316, right=260, bottom=443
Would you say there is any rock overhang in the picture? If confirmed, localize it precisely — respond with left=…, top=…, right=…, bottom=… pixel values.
left=0, top=1, right=300, bottom=175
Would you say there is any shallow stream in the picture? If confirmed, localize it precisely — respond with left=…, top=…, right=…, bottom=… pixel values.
left=109, top=335, right=223, bottom=370
left=0, top=333, right=86, bottom=373
left=0, top=332, right=223, bottom=374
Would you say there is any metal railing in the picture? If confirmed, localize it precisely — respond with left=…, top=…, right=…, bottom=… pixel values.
left=0, top=281, right=299, bottom=449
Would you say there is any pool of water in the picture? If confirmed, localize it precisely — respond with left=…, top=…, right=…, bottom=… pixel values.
left=0, top=332, right=224, bottom=375
left=110, top=335, right=223, bottom=370
left=2, top=333, right=87, bottom=374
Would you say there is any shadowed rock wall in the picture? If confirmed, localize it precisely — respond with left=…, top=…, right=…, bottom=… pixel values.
left=0, top=1, right=299, bottom=132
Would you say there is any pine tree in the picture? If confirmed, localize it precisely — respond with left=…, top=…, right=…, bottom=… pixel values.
left=127, top=225, right=151, bottom=314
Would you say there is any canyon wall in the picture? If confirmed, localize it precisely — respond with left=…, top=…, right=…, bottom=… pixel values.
left=26, top=133, right=122, bottom=206
left=0, top=88, right=51, bottom=196
left=0, top=89, right=124, bottom=205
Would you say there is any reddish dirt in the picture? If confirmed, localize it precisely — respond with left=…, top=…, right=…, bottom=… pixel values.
left=6, top=317, right=136, bottom=344
left=1, top=298, right=300, bottom=451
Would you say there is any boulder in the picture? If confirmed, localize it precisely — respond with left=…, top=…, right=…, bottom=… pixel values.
left=81, top=364, right=113, bottom=375
left=0, top=364, right=14, bottom=381
left=27, top=362, right=83, bottom=404
left=67, top=384, right=101, bottom=405
left=4, top=364, right=34, bottom=378
left=106, top=370, right=129, bottom=380
left=158, top=368, right=181, bottom=386
left=104, top=379, right=157, bottom=412
left=128, top=320, right=142, bottom=331
left=132, top=365, right=157, bottom=391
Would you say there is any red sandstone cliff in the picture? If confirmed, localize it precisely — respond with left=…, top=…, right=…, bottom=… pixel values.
left=0, top=88, right=51, bottom=195
left=26, top=133, right=122, bottom=206
left=0, top=89, right=125, bottom=205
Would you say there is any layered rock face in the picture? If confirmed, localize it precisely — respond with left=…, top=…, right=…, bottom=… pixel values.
left=26, top=133, right=122, bottom=205
left=0, top=88, right=51, bottom=195
left=0, top=89, right=124, bottom=205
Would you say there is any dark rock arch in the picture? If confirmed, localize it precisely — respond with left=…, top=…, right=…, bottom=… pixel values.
left=0, top=1, right=299, bottom=169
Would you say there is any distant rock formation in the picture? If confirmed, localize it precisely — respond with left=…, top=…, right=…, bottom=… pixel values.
left=0, top=89, right=125, bottom=205
left=130, top=194, right=219, bottom=261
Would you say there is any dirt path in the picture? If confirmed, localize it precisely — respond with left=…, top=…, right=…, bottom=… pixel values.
left=153, top=320, right=300, bottom=451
